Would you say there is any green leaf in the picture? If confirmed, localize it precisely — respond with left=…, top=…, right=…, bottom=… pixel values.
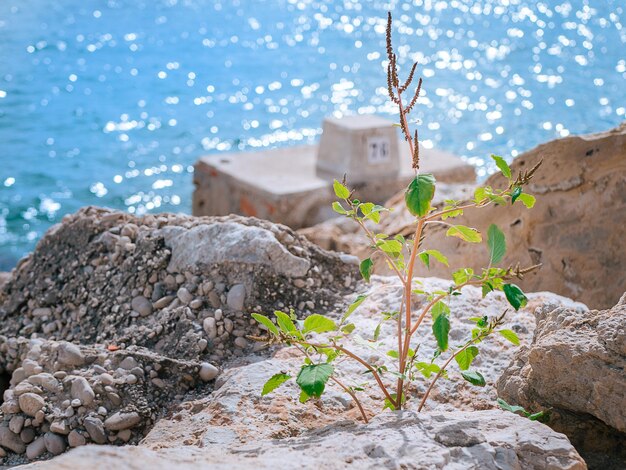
left=333, top=180, right=350, bottom=199
left=511, top=186, right=522, bottom=204
left=404, top=173, right=436, bottom=217
left=359, top=258, right=374, bottom=282
left=261, top=373, right=291, bottom=396
left=498, top=329, right=520, bottom=346
left=251, top=313, right=279, bottom=336
left=446, top=225, right=482, bottom=243
left=341, top=323, right=356, bottom=334
left=452, top=268, right=475, bottom=285
left=419, top=249, right=449, bottom=269
left=503, top=284, right=528, bottom=311
left=386, top=350, right=399, bottom=359
left=432, top=310, right=450, bottom=352
left=491, top=155, right=511, bottom=179
left=383, top=393, right=404, bottom=411
left=431, top=301, right=450, bottom=320
left=517, top=193, right=536, bottom=208
left=303, top=314, right=337, bottom=334
left=299, top=390, right=310, bottom=403
left=274, top=310, right=298, bottom=334
left=332, top=201, right=348, bottom=215
left=455, top=346, right=479, bottom=371
left=497, top=398, right=527, bottom=414
left=475, top=186, right=506, bottom=205
left=487, top=224, right=506, bottom=265
left=415, top=362, right=441, bottom=379
left=359, top=203, right=387, bottom=224
left=528, top=411, right=548, bottom=421
left=296, top=363, right=334, bottom=398
left=482, top=282, right=494, bottom=298
left=373, top=324, right=381, bottom=341
left=461, top=370, right=486, bottom=387
left=341, top=294, right=367, bottom=323
left=377, top=239, right=403, bottom=255
left=442, top=201, right=464, bottom=220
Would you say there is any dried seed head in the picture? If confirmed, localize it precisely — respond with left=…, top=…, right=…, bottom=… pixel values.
left=515, top=159, right=543, bottom=186
left=399, top=62, right=417, bottom=94
left=412, top=129, right=420, bottom=169
left=387, top=64, right=399, bottom=104
left=405, top=77, right=423, bottom=114
left=386, top=12, right=394, bottom=62
left=504, top=263, right=542, bottom=280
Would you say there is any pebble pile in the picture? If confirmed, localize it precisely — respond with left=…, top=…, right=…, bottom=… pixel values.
left=0, top=207, right=357, bottom=464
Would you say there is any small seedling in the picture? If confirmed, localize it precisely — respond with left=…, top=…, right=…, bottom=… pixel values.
left=498, top=398, right=550, bottom=422
left=251, top=12, right=541, bottom=423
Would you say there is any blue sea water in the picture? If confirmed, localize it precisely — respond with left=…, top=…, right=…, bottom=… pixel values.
left=0, top=0, right=624, bottom=269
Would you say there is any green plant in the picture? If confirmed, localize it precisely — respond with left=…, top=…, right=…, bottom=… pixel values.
left=497, top=399, right=550, bottom=422
left=251, top=12, right=541, bottom=423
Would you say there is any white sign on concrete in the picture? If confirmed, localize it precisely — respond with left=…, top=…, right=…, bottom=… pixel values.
left=367, top=136, right=391, bottom=164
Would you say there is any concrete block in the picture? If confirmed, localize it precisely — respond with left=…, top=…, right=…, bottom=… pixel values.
left=193, top=115, right=475, bottom=229
left=317, top=115, right=400, bottom=182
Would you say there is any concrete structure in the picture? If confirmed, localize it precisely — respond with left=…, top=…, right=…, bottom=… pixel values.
left=317, top=115, right=401, bottom=182
left=193, top=115, right=475, bottom=229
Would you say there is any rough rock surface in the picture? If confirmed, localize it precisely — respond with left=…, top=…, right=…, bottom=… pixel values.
left=0, top=337, right=207, bottom=464
left=0, top=208, right=357, bottom=465
left=0, top=207, right=357, bottom=362
left=23, top=410, right=585, bottom=470
left=497, top=293, right=626, bottom=467
left=136, top=278, right=586, bottom=452
left=301, top=123, right=626, bottom=309
left=0, top=207, right=591, bottom=468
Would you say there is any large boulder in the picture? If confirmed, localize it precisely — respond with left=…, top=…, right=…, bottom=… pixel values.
left=23, top=410, right=585, bottom=470
left=497, top=293, right=626, bottom=467
left=301, top=123, right=626, bottom=309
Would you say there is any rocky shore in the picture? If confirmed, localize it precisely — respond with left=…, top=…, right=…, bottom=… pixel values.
left=0, top=124, right=625, bottom=469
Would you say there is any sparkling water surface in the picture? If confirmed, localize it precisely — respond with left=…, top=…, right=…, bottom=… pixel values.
left=0, top=0, right=624, bottom=269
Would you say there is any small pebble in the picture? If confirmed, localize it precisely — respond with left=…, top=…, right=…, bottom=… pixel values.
left=199, top=363, right=219, bottom=382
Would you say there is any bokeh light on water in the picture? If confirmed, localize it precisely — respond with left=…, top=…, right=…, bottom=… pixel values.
left=0, top=0, right=624, bottom=268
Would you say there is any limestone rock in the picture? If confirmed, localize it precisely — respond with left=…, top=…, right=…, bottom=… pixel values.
left=0, top=424, right=26, bottom=454
left=498, top=293, right=626, bottom=465
left=131, top=296, right=153, bottom=317
left=21, top=410, right=584, bottom=469
left=157, top=223, right=312, bottom=278
left=70, top=377, right=95, bottom=406
left=44, top=433, right=67, bottom=456
left=103, top=412, right=142, bottom=431
left=198, top=363, right=218, bottom=382
left=83, top=417, right=106, bottom=445
left=18, top=393, right=46, bottom=417
left=56, top=343, right=85, bottom=367
left=226, top=284, right=245, bottom=311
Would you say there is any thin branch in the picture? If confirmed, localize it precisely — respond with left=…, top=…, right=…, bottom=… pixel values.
left=304, top=340, right=397, bottom=407
left=331, top=376, right=369, bottom=423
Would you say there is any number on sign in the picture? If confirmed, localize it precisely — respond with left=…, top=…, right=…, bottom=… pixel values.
left=367, top=137, right=391, bottom=164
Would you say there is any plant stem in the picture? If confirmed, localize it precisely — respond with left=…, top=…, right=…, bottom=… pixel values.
left=330, top=376, right=369, bottom=423
left=395, top=86, right=415, bottom=165
left=396, top=217, right=425, bottom=408
left=425, top=188, right=511, bottom=222
left=417, top=340, right=476, bottom=412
